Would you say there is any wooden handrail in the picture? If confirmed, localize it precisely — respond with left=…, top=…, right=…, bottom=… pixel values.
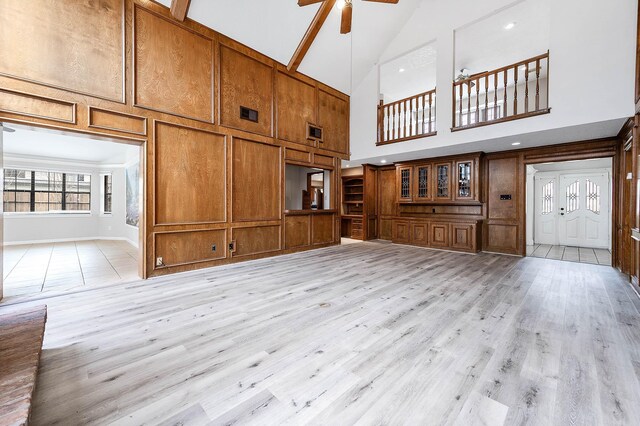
left=452, top=52, right=549, bottom=88
left=452, top=51, right=550, bottom=130
left=377, top=88, right=436, bottom=145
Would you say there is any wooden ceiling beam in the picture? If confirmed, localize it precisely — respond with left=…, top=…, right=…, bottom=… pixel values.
left=298, top=0, right=325, bottom=5
left=288, top=0, right=337, bottom=73
left=170, top=0, right=191, bottom=22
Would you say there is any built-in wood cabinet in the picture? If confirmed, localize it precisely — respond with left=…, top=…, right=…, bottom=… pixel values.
left=392, top=219, right=481, bottom=253
left=396, top=154, right=482, bottom=203
left=341, top=165, right=377, bottom=240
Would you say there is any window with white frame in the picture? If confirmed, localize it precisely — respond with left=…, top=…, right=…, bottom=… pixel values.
left=102, top=174, right=113, bottom=214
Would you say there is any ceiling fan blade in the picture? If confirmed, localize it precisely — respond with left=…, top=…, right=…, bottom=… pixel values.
left=340, top=2, right=352, bottom=34
left=298, top=0, right=324, bottom=6
left=362, top=0, right=399, bottom=3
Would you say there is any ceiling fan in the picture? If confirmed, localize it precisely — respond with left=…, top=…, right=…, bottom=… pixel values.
left=298, top=0, right=399, bottom=34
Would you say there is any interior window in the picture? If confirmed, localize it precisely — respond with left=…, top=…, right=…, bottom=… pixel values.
left=285, top=164, right=332, bottom=210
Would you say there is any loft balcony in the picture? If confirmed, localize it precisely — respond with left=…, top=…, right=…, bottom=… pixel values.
left=375, top=52, right=550, bottom=145
left=452, top=52, right=550, bottom=131
left=377, top=89, right=436, bottom=146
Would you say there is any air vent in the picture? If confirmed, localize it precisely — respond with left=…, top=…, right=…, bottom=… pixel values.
left=307, top=124, right=323, bottom=141
left=240, top=106, right=258, bottom=123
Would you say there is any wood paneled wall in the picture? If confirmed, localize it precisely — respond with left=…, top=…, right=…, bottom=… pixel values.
left=372, top=139, right=620, bottom=259
left=0, top=0, right=350, bottom=283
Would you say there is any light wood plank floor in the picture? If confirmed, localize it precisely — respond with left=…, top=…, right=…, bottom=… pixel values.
left=2, top=241, right=639, bottom=425
left=3, top=240, right=139, bottom=298
left=527, top=244, right=612, bottom=266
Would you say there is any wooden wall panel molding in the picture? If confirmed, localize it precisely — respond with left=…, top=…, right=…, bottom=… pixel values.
left=88, top=107, right=147, bottom=135
left=0, top=89, right=76, bottom=124
left=154, top=121, right=226, bottom=225
left=133, top=5, right=214, bottom=123
left=219, top=45, right=273, bottom=137
left=313, top=154, right=335, bottom=168
left=276, top=71, right=317, bottom=145
left=318, top=89, right=349, bottom=155
left=285, top=148, right=311, bottom=164
left=231, top=138, right=281, bottom=222
left=285, top=215, right=311, bottom=249
left=232, top=225, right=281, bottom=257
left=154, top=228, right=227, bottom=268
left=487, top=157, right=519, bottom=221
left=0, top=0, right=125, bottom=103
left=312, top=213, right=334, bottom=245
left=485, top=224, right=519, bottom=254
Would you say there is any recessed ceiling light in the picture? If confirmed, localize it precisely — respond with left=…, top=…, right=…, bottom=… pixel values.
left=336, top=0, right=347, bottom=10
left=399, top=68, right=405, bottom=73
left=504, top=22, right=516, bottom=30
left=345, top=164, right=350, bottom=168
left=511, top=142, right=521, bottom=146
left=380, top=159, right=387, bottom=164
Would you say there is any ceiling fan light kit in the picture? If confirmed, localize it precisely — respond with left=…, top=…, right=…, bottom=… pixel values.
left=298, top=0, right=399, bottom=35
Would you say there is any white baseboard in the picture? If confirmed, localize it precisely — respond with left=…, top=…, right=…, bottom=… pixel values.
left=4, top=236, right=139, bottom=248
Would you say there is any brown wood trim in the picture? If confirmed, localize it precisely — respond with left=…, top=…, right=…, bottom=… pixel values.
left=380, top=88, right=437, bottom=110
left=170, top=0, right=191, bottom=21
left=152, top=228, right=228, bottom=270
left=229, top=224, right=282, bottom=258
left=0, top=88, right=77, bottom=124
left=284, top=209, right=337, bottom=215
left=0, top=0, right=126, bottom=104
left=376, top=131, right=437, bottom=146
left=88, top=106, right=148, bottom=135
left=453, top=52, right=549, bottom=87
left=287, top=0, right=337, bottom=73
left=152, top=119, right=228, bottom=226
left=132, top=4, right=216, bottom=124
left=451, top=108, right=551, bottom=132
left=0, top=116, right=145, bottom=145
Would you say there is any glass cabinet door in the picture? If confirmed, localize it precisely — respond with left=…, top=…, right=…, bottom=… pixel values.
left=398, top=166, right=413, bottom=202
left=435, top=163, right=451, bottom=199
left=414, top=165, right=431, bottom=201
left=456, top=161, right=472, bottom=199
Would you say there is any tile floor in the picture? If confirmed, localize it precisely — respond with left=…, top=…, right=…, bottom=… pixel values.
left=3, top=240, right=139, bottom=298
left=526, top=244, right=612, bottom=265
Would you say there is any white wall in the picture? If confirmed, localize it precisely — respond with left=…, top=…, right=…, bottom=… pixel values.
left=3, top=155, right=138, bottom=246
left=349, top=0, right=636, bottom=163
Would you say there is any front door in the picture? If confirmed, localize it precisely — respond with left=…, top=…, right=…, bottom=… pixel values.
left=559, top=173, right=609, bottom=248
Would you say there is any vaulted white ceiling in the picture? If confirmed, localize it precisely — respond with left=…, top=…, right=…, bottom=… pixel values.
left=155, top=0, right=423, bottom=94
